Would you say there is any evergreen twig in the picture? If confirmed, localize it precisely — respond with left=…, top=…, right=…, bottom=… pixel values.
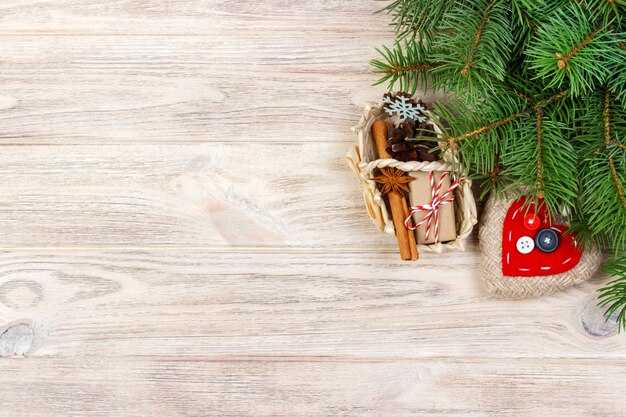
left=536, top=110, right=545, bottom=198
left=461, top=6, right=491, bottom=77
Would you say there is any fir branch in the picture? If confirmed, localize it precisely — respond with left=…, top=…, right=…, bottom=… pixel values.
left=431, top=89, right=576, bottom=201
left=376, top=0, right=458, bottom=40
left=536, top=111, right=546, bottom=198
left=556, top=21, right=603, bottom=69
left=430, top=92, right=527, bottom=178
left=604, top=84, right=613, bottom=146
left=609, top=156, right=626, bottom=209
left=526, top=3, right=622, bottom=96
left=439, top=87, right=574, bottom=213
left=580, top=0, right=626, bottom=17
left=371, top=40, right=444, bottom=94
left=431, top=0, right=514, bottom=93
left=612, top=22, right=626, bottom=51
left=445, top=112, right=524, bottom=145
left=461, top=10, right=490, bottom=77
left=519, top=8, right=538, bottom=34
left=576, top=87, right=626, bottom=251
left=534, top=89, right=571, bottom=108
left=508, top=1, right=545, bottom=59
left=443, top=89, right=569, bottom=145
left=503, top=114, right=579, bottom=214
left=611, top=66, right=626, bottom=102
left=515, top=90, right=535, bottom=103
left=598, top=252, right=626, bottom=332
left=383, top=61, right=438, bottom=75
left=578, top=147, right=626, bottom=250
left=608, top=32, right=626, bottom=101
left=602, top=86, right=626, bottom=209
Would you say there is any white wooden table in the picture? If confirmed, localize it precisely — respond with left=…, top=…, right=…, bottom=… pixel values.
left=0, top=1, right=625, bottom=415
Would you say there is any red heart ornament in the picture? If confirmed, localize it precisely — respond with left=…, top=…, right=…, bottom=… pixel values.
left=502, top=197, right=582, bottom=277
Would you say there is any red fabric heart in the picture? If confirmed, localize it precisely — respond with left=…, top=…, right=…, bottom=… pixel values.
left=502, top=197, right=582, bottom=277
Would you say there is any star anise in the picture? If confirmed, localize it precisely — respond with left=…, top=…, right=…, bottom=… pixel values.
left=372, top=167, right=413, bottom=195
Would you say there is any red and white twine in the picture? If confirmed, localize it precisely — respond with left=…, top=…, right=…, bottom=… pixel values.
left=404, top=172, right=463, bottom=243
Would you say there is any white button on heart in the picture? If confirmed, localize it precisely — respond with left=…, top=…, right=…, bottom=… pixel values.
left=516, top=236, right=535, bottom=254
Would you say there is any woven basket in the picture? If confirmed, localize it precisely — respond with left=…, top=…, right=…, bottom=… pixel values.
left=480, top=194, right=603, bottom=298
left=347, top=100, right=478, bottom=253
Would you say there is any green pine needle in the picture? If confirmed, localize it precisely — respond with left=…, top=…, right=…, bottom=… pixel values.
left=371, top=40, right=444, bottom=94
left=526, top=4, right=622, bottom=96
left=375, top=0, right=458, bottom=40
left=431, top=0, right=514, bottom=94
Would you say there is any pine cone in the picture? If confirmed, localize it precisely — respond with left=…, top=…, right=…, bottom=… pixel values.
left=387, top=119, right=440, bottom=162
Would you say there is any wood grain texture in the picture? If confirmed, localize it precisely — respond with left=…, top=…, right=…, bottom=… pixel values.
left=0, top=1, right=623, bottom=416
left=0, top=250, right=622, bottom=360
left=3, top=357, right=626, bottom=417
left=0, top=143, right=401, bottom=247
left=0, top=33, right=393, bottom=144
left=0, top=0, right=390, bottom=35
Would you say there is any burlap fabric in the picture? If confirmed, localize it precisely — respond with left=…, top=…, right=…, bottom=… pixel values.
left=480, top=194, right=602, bottom=298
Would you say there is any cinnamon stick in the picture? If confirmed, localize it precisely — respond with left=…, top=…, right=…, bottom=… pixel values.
left=372, top=120, right=419, bottom=261
left=373, top=120, right=393, bottom=159
left=401, top=193, right=419, bottom=260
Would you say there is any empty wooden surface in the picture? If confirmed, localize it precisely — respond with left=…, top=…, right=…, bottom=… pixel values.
left=0, top=1, right=624, bottom=416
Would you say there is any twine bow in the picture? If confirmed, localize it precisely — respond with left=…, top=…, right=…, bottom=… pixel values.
left=404, top=172, right=463, bottom=243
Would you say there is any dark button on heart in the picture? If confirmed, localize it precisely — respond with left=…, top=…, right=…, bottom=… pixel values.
left=535, top=228, right=559, bottom=253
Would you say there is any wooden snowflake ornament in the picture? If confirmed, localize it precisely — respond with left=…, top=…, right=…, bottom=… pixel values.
left=382, top=92, right=427, bottom=122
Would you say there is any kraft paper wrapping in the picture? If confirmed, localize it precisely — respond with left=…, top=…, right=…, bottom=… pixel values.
left=409, top=171, right=457, bottom=244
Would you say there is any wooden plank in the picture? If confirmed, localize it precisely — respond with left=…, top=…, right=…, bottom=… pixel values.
left=0, top=0, right=390, bottom=35
left=0, top=31, right=400, bottom=144
left=0, top=142, right=420, bottom=247
left=0, top=250, right=621, bottom=359
left=1, top=356, right=625, bottom=416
